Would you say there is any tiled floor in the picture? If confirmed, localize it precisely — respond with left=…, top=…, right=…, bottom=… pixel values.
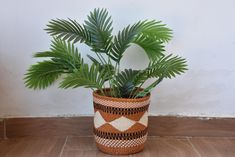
left=0, top=136, right=235, bottom=157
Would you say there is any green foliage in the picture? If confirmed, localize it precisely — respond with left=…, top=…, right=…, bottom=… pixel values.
left=24, top=61, right=65, bottom=89
left=34, top=38, right=83, bottom=72
left=109, top=20, right=172, bottom=62
left=134, top=78, right=163, bottom=98
left=60, top=64, right=108, bottom=91
left=113, top=69, right=140, bottom=97
left=108, top=21, right=142, bottom=62
left=25, top=8, right=188, bottom=98
left=133, top=34, right=164, bottom=61
left=45, top=19, right=91, bottom=44
left=140, top=20, right=172, bottom=42
left=84, top=8, right=113, bottom=53
left=24, top=38, right=83, bottom=89
left=146, top=54, right=188, bottom=79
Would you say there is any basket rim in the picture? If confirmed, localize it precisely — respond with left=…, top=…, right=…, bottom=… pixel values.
left=93, top=88, right=150, bottom=102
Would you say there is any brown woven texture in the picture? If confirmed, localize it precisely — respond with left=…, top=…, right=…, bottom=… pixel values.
left=93, top=89, right=150, bottom=155
left=94, top=128, right=148, bottom=140
left=96, top=142, right=145, bottom=155
left=93, top=88, right=150, bottom=103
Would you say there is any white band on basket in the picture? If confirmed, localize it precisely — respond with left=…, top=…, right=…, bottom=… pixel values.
left=95, top=134, right=147, bottom=148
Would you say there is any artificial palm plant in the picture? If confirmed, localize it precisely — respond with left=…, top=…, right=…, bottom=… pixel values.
left=24, top=8, right=188, bottom=155
left=24, top=8, right=187, bottom=98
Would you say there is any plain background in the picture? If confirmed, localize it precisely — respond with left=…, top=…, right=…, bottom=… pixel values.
left=0, top=0, right=235, bottom=118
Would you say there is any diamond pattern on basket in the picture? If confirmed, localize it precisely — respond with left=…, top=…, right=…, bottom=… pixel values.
left=109, top=116, right=136, bottom=132
left=94, top=111, right=106, bottom=128
left=138, top=111, right=148, bottom=127
left=94, top=111, right=148, bottom=132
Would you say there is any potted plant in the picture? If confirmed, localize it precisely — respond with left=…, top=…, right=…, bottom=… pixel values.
left=24, top=8, right=187, bottom=155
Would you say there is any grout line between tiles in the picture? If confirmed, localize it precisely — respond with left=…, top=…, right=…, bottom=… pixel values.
left=59, top=136, right=68, bottom=157
left=187, top=137, right=202, bottom=157
left=0, top=119, right=2, bottom=139
left=3, top=119, right=8, bottom=140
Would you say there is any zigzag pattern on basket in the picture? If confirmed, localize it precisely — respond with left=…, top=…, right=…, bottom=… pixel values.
left=95, top=134, right=147, bottom=148
left=94, top=111, right=148, bottom=132
left=94, top=102, right=149, bottom=115
left=93, top=97, right=150, bottom=108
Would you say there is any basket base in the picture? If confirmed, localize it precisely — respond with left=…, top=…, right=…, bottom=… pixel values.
left=96, top=142, right=145, bottom=155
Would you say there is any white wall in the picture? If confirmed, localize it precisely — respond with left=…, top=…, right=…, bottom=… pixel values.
left=0, top=0, right=235, bottom=118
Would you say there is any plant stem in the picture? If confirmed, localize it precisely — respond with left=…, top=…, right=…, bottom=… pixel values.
left=134, top=77, right=163, bottom=98
left=95, top=52, right=105, bottom=65
left=129, top=82, right=145, bottom=98
left=99, top=87, right=106, bottom=95
left=99, top=53, right=107, bottom=64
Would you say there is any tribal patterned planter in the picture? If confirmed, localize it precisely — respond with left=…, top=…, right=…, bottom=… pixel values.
left=93, top=90, right=150, bottom=155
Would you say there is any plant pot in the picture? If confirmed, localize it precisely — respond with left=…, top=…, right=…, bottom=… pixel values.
left=93, top=90, right=150, bottom=155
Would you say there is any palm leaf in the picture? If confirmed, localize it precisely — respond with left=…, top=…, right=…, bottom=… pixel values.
left=146, top=54, right=188, bottom=79
left=140, top=20, right=172, bottom=42
left=133, top=34, right=165, bottom=61
left=34, top=38, right=83, bottom=72
left=132, top=54, right=187, bottom=94
left=84, top=8, right=113, bottom=53
left=24, top=61, right=64, bottom=89
left=113, top=69, right=140, bottom=97
left=60, top=64, right=108, bottom=90
left=45, top=18, right=91, bottom=44
left=109, top=20, right=172, bottom=63
left=87, top=54, right=115, bottom=80
left=109, top=21, right=143, bottom=62
left=86, top=54, right=100, bottom=65
left=24, top=39, right=84, bottom=89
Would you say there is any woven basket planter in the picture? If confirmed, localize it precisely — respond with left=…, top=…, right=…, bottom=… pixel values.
left=93, top=90, right=150, bottom=155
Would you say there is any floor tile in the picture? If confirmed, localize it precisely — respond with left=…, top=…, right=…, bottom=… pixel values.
left=0, top=119, right=3, bottom=139
left=189, top=137, right=235, bottom=157
left=61, top=150, right=129, bottom=157
left=5, top=117, right=93, bottom=138
left=62, top=136, right=130, bottom=157
left=1, top=136, right=235, bottom=157
left=0, top=137, right=66, bottom=157
left=64, top=136, right=97, bottom=151
left=131, top=137, right=199, bottom=157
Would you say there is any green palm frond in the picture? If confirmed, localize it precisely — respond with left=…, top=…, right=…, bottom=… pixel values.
left=45, top=18, right=91, bottom=44
left=87, top=54, right=115, bottom=80
left=113, top=69, right=140, bottom=97
left=146, top=54, right=187, bottom=79
left=133, top=34, right=165, bottom=61
left=109, top=20, right=172, bottom=63
left=86, top=54, right=100, bottom=65
left=24, top=39, right=84, bottom=89
left=84, top=8, right=113, bottom=53
left=132, top=70, right=149, bottom=86
left=60, top=64, right=108, bottom=90
left=140, top=20, right=172, bottom=42
left=34, top=38, right=83, bottom=72
left=24, top=61, right=65, bottom=89
left=132, top=54, right=187, bottom=97
left=109, top=21, right=143, bottom=62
